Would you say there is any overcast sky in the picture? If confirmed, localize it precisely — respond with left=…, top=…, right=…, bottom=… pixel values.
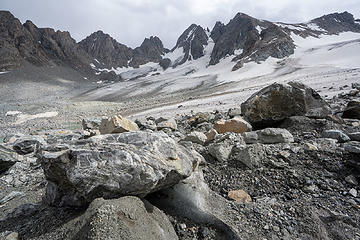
left=1, top=0, right=359, bottom=48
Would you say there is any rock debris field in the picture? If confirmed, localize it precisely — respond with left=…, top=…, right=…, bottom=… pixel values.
left=0, top=81, right=360, bottom=240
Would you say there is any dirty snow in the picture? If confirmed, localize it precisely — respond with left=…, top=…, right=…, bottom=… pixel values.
left=15, top=112, right=58, bottom=125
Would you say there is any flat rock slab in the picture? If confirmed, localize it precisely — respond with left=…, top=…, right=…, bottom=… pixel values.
left=38, top=131, right=201, bottom=207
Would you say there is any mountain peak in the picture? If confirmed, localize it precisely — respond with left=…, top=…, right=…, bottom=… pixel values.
left=310, top=11, right=360, bottom=33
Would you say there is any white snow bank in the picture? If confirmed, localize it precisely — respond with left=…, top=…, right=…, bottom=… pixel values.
left=15, top=112, right=58, bottom=125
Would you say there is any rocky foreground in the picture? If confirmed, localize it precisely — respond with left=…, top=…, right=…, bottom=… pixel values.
left=0, top=82, right=360, bottom=240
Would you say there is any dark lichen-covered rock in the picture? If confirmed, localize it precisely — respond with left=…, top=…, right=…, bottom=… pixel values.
left=241, top=82, right=331, bottom=128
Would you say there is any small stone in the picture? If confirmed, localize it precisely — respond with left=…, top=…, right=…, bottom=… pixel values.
left=304, top=143, right=318, bottom=151
left=82, top=117, right=102, bottom=130
left=349, top=188, right=357, bottom=198
left=156, top=118, right=177, bottom=131
left=241, top=131, right=259, bottom=144
left=322, top=130, right=350, bottom=143
left=183, top=131, right=207, bottom=145
left=179, top=223, right=187, bottom=230
left=345, top=175, right=358, bottom=185
left=228, top=190, right=252, bottom=203
left=272, top=226, right=280, bottom=232
left=303, top=184, right=318, bottom=193
left=256, top=128, right=294, bottom=144
left=4, top=232, right=19, bottom=240
left=264, top=225, right=270, bottom=230
left=205, top=129, right=218, bottom=142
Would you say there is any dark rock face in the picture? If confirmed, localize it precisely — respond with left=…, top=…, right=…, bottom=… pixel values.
left=171, top=24, right=208, bottom=67
left=0, top=11, right=92, bottom=72
left=159, top=58, right=171, bottom=70
left=311, top=11, right=360, bottom=34
left=342, top=101, right=360, bottom=119
left=209, top=13, right=295, bottom=67
left=210, top=21, right=225, bottom=44
left=79, top=30, right=132, bottom=69
left=130, top=36, right=168, bottom=68
left=241, top=82, right=331, bottom=128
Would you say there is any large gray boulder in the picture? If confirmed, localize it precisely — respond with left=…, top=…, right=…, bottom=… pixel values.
left=241, top=82, right=331, bottom=128
left=32, top=197, right=178, bottom=240
left=256, top=128, right=294, bottom=144
left=38, top=131, right=201, bottom=207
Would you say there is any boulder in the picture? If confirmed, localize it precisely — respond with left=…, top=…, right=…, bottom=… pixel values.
left=33, top=197, right=178, bottom=240
left=183, top=131, right=207, bottom=145
left=38, top=131, right=201, bottom=207
left=241, top=82, right=331, bottom=128
left=82, top=117, right=102, bottom=130
left=342, top=101, right=360, bottom=120
left=213, top=117, right=252, bottom=134
left=156, top=118, right=177, bottom=131
left=12, top=135, right=46, bottom=155
left=322, top=130, right=350, bottom=143
left=256, top=128, right=294, bottom=144
left=99, top=115, right=139, bottom=134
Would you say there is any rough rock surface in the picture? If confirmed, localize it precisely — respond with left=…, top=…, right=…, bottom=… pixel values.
left=31, top=197, right=178, bottom=240
left=99, top=115, right=139, bottom=134
left=38, top=131, right=201, bottom=206
left=213, top=117, right=252, bottom=134
left=342, top=101, right=360, bottom=120
left=256, top=128, right=294, bottom=144
left=241, top=81, right=331, bottom=128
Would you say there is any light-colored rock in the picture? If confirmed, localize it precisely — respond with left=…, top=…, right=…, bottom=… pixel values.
left=349, top=188, right=357, bottom=198
left=183, top=131, right=207, bottom=145
left=231, top=144, right=265, bottom=169
left=99, top=115, right=139, bottom=134
left=208, top=142, right=234, bottom=162
left=4, top=232, right=19, bottom=240
left=205, top=129, right=218, bottom=142
left=34, top=197, right=178, bottom=240
left=322, top=130, right=350, bottom=143
left=256, top=128, right=294, bottom=144
left=39, top=131, right=201, bottom=207
left=213, top=117, right=252, bottom=134
left=156, top=118, right=177, bottom=130
left=304, top=143, right=318, bottom=151
left=150, top=169, right=242, bottom=239
left=228, top=190, right=252, bottom=203
left=241, top=82, right=331, bottom=128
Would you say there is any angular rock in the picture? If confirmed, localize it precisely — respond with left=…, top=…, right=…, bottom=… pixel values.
left=148, top=169, right=242, bottom=240
left=342, top=101, right=360, bottom=120
left=0, top=145, right=19, bottom=173
left=205, top=129, right=218, bottom=142
left=241, top=82, right=331, bottom=128
left=256, top=128, right=294, bottom=144
left=348, top=132, right=360, bottom=141
left=208, top=142, right=234, bottom=163
left=12, top=135, right=46, bottom=155
left=322, top=130, right=350, bottom=143
left=213, top=117, right=252, bottom=134
left=156, top=118, right=177, bottom=131
left=99, top=115, right=139, bottom=134
left=228, top=190, right=252, bottom=203
left=344, top=141, right=360, bottom=154
left=183, top=131, right=207, bottom=145
left=230, top=144, right=266, bottom=169
left=241, top=131, right=259, bottom=144
left=82, top=117, right=102, bottom=130
left=34, top=197, right=178, bottom=240
left=39, top=131, right=201, bottom=207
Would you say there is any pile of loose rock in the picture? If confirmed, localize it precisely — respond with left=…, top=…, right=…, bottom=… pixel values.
left=0, top=81, right=359, bottom=240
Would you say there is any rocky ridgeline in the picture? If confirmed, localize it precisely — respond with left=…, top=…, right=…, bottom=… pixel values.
left=1, top=82, right=360, bottom=239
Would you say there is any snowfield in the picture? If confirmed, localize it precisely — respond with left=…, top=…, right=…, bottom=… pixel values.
left=79, top=30, right=360, bottom=119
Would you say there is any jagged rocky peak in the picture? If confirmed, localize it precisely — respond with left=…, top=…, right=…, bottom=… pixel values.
left=129, top=36, right=169, bottom=68
left=79, top=30, right=132, bottom=69
left=171, top=24, right=209, bottom=66
left=310, top=11, right=360, bottom=33
left=210, top=21, right=225, bottom=43
left=209, top=12, right=295, bottom=70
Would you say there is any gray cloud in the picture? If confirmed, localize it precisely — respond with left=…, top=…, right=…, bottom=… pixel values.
left=1, top=0, right=359, bottom=48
